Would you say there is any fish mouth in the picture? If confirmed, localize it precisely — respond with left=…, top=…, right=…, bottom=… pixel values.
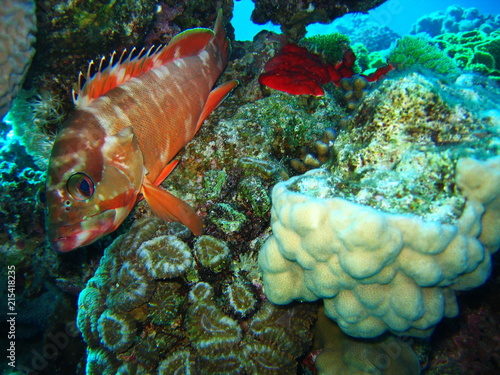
left=47, top=210, right=116, bottom=252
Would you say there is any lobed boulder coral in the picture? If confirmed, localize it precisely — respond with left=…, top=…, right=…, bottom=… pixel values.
left=411, top=6, right=500, bottom=37
left=258, top=71, right=500, bottom=339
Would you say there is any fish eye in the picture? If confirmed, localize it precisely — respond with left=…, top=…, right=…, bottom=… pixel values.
left=67, top=173, right=95, bottom=201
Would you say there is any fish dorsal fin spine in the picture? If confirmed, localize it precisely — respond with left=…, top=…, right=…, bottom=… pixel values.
left=74, top=28, right=215, bottom=109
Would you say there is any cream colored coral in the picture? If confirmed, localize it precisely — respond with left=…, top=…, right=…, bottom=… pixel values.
left=258, top=156, right=500, bottom=338
left=0, top=0, right=36, bottom=118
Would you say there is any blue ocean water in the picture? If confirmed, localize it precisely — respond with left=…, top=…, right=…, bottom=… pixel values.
left=233, top=0, right=500, bottom=40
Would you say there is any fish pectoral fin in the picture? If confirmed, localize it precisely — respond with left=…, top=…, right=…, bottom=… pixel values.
left=141, top=179, right=203, bottom=235
left=195, top=80, right=239, bottom=132
left=153, top=160, right=179, bottom=186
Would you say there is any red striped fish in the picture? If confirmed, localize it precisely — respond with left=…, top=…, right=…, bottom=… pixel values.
left=45, top=11, right=237, bottom=252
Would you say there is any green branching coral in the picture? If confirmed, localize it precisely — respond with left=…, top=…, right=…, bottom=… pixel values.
left=300, top=33, right=351, bottom=64
left=388, top=35, right=461, bottom=78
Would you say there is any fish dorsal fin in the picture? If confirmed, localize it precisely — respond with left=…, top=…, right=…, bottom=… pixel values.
left=73, top=28, right=215, bottom=108
left=195, top=80, right=239, bottom=132
left=141, top=178, right=203, bottom=235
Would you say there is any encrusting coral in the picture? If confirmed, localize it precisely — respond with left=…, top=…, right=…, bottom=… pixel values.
left=258, top=71, right=500, bottom=339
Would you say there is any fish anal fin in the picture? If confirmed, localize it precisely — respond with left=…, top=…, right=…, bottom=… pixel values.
left=153, top=160, right=179, bottom=186
left=141, top=179, right=203, bottom=235
left=196, top=80, right=238, bottom=132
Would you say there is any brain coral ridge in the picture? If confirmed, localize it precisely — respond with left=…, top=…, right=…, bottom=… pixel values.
left=259, top=155, right=500, bottom=338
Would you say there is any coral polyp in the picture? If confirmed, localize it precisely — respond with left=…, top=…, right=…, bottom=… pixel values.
left=137, top=235, right=193, bottom=279
left=225, top=278, right=258, bottom=318
left=105, top=260, right=155, bottom=312
left=194, top=235, right=231, bottom=272
left=186, top=282, right=242, bottom=353
left=96, top=309, right=137, bottom=353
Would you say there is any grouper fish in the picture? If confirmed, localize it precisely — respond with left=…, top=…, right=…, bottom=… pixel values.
left=45, top=11, right=237, bottom=252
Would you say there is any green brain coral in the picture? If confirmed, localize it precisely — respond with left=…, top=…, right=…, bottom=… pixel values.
left=193, top=235, right=231, bottom=272
left=137, top=235, right=193, bottom=278
left=388, top=35, right=461, bottom=78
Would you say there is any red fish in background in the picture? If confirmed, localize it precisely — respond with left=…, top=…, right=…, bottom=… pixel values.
left=45, top=11, right=237, bottom=252
left=259, top=43, right=393, bottom=96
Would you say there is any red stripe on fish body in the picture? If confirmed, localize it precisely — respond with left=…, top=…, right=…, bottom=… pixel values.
left=45, top=11, right=237, bottom=252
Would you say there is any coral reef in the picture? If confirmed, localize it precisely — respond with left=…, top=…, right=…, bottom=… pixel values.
left=411, top=6, right=500, bottom=37
left=333, top=14, right=401, bottom=52
left=77, top=217, right=318, bottom=373
left=258, top=71, right=500, bottom=339
left=407, top=6, right=500, bottom=81
left=26, top=0, right=156, bottom=103
left=138, top=235, right=193, bottom=278
left=144, top=0, right=235, bottom=45
left=0, top=0, right=36, bottom=119
left=193, top=235, right=231, bottom=272
left=290, top=127, right=337, bottom=173
left=299, top=32, right=351, bottom=64
left=3, top=89, right=66, bottom=169
left=251, top=0, right=388, bottom=40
